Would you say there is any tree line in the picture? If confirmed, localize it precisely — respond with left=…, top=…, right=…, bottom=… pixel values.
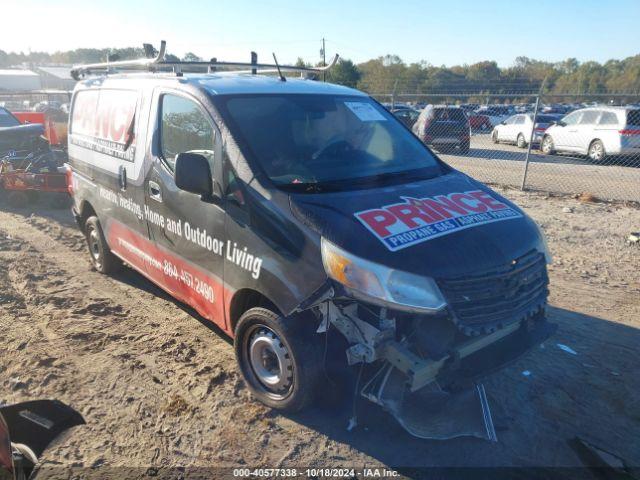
left=1, top=47, right=639, bottom=95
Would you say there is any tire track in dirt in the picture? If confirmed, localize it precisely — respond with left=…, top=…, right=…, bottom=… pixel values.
left=0, top=212, right=334, bottom=473
left=1, top=192, right=639, bottom=476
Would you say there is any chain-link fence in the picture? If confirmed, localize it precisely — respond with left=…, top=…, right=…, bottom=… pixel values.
left=372, top=92, right=640, bottom=203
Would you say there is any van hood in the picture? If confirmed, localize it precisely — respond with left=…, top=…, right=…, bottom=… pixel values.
left=289, top=171, right=545, bottom=279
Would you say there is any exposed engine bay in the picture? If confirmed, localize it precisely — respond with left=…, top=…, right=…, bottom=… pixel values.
left=304, top=251, right=555, bottom=441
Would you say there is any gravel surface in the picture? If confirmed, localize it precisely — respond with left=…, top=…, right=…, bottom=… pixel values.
left=441, top=135, right=640, bottom=202
left=0, top=189, right=638, bottom=479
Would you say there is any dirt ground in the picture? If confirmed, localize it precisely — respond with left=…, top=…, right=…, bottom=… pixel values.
left=0, top=188, right=639, bottom=479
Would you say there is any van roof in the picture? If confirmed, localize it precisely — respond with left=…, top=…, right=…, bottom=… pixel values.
left=75, top=72, right=366, bottom=97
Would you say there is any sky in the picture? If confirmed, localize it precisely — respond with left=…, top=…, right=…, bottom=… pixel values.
left=3, top=0, right=640, bottom=67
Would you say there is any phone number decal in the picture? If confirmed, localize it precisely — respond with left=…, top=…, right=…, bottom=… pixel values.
left=162, top=259, right=215, bottom=303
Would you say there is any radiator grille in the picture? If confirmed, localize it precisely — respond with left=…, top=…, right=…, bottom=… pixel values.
left=437, top=250, right=548, bottom=335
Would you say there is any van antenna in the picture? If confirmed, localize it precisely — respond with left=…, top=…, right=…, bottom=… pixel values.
left=251, top=52, right=257, bottom=75
left=272, top=53, right=286, bottom=82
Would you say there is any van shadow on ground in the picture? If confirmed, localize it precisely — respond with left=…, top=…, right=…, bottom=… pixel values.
left=112, top=263, right=640, bottom=478
left=283, top=306, right=640, bottom=478
left=110, top=262, right=640, bottom=478
left=7, top=205, right=638, bottom=478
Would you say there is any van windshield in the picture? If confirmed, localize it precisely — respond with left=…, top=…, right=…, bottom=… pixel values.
left=215, top=94, right=443, bottom=190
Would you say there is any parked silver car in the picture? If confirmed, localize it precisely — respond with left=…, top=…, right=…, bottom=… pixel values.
left=541, top=107, right=640, bottom=162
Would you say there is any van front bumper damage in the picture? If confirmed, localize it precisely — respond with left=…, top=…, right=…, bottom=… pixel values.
left=312, top=297, right=555, bottom=441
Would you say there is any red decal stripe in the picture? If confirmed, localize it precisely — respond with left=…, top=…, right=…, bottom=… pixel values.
left=106, top=220, right=232, bottom=334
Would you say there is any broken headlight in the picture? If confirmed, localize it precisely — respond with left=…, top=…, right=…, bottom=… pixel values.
left=321, top=238, right=447, bottom=313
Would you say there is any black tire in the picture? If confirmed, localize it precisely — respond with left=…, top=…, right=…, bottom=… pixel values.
left=84, top=216, right=121, bottom=274
left=516, top=133, right=527, bottom=149
left=588, top=139, right=606, bottom=163
left=491, top=130, right=499, bottom=144
left=234, top=307, right=323, bottom=412
left=541, top=135, right=555, bottom=155
left=459, top=140, right=470, bottom=155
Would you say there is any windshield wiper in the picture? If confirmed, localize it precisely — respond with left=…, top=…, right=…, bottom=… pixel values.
left=278, top=168, right=440, bottom=193
left=348, top=168, right=437, bottom=186
left=277, top=182, right=325, bottom=193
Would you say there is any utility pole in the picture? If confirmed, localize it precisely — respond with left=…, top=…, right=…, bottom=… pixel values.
left=521, top=76, right=548, bottom=190
left=321, top=37, right=326, bottom=82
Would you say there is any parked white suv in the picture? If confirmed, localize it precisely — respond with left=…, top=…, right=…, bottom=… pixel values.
left=541, top=107, right=640, bottom=162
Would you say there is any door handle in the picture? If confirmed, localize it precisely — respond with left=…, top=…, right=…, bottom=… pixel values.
left=148, top=181, right=162, bottom=202
left=118, top=165, right=127, bottom=191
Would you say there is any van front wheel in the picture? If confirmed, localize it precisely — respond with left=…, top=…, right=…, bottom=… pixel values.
left=234, top=307, right=323, bottom=412
left=85, top=216, right=121, bottom=274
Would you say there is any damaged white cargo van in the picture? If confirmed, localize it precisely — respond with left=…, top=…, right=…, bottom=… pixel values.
left=67, top=42, right=555, bottom=440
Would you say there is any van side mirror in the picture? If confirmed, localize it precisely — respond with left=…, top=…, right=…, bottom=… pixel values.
left=175, top=152, right=214, bottom=199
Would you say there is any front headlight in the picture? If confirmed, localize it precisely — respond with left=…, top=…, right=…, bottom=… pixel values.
left=321, top=238, right=447, bottom=313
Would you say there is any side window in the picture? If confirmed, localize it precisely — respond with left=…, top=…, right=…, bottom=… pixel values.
left=599, top=111, right=618, bottom=125
left=160, top=94, right=215, bottom=171
left=515, top=115, right=525, bottom=125
left=70, top=90, right=100, bottom=136
left=579, top=110, right=600, bottom=125
left=562, top=111, right=582, bottom=126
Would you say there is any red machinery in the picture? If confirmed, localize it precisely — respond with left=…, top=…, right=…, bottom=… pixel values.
left=11, top=111, right=66, bottom=146
left=0, top=161, right=69, bottom=208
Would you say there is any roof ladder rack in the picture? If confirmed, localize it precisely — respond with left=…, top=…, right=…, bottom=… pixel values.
left=70, top=41, right=339, bottom=80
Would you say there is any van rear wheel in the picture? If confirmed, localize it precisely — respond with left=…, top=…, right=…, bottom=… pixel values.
left=85, top=216, right=121, bottom=274
left=234, top=307, right=323, bottom=412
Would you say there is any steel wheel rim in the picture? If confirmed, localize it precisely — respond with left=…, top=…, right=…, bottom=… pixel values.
left=88, top=228, right=101, bottom=264
left=247, top=326, right=293, bottom=397
left=542, top=137, right=552, bottom=153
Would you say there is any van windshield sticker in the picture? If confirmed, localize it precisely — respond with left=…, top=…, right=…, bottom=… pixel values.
left=344, top=102, right=387, bottom=122
left=355, top=190, right=522, bottom=251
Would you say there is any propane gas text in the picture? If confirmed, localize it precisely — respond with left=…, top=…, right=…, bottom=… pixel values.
left=355, top=190, right=522, bottom=251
